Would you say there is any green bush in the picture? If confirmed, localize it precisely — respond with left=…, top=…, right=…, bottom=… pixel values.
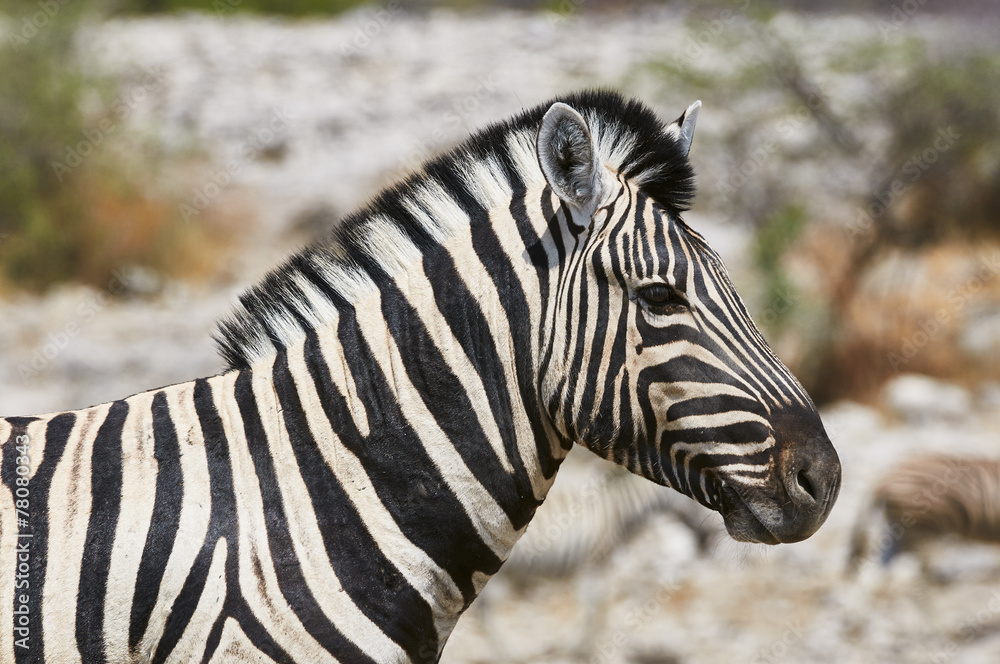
left=751, top=204, right=806, bottom=335
left=0, top=0, right=230, bottom=292
left=875, top=51, right=1000, bottom=247
left=111, top=0, right=373, bottom=15
left=0, top=1, right=97, bottom=289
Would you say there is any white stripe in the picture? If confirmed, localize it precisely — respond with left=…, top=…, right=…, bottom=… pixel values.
left=668, top=439, right=774, bottom=459
left=505, top=130, right=546, bottom=191
left=136, top=380, right=214, bottom=658
left=309, top=253, right=377, bottom=305
left=24, top=418, right=48, bottom=480
left=289, top=273, right=339, bottom=331
left=247, top=357, right=407, bottom=661
left=585, top=111, right=637, bottom=173
left=212, top=370, right=333, bottom=663
left=290, top=333, right=465, bottom=650
left=667, top=411, right=771, bottom=431
left=686, top=247, right=803, bottom=407
left=401, top=257, right=515, bottom=476
left=103, top=391, right=159, bottom=662
left=360, top=216, right=423, bottom=276
left=207, top=617, right=281, bottom=664
left=0, top=418, right=25, bottom=662
left=460, top=156, right=512, bottom=213
left=441, top=212, right=556, bottom=499
left=354, top=289, right=519, bottom=557
left=404, top=181, right=466, bottom=240
left=569, top=237, right=607, bottom=419
left=164, top=539, right=228, bottom=664
left=43, top=404, right=109, bottom=664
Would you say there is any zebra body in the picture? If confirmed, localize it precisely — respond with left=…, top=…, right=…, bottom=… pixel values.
left=1, top=91, right=840, bottom=663
left=848, top=454, right=1000, bottom=570
left=499, top=450, right=716, bottom=581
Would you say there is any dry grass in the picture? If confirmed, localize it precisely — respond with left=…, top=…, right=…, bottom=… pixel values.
left=789, top=233, right=1000, bottom=404
left=0, top=154, right=240, bottom=294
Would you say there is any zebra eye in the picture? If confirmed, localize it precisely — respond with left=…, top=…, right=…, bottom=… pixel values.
left=638, top=284, right=685, bottom=309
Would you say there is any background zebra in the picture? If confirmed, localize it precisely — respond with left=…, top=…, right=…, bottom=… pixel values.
left=0, top=90, right=840, bottom=663
left=473, top=449, right=719, bottom=661
left=848, top=454, right=1000, bottom=572
left=498, top=451, right=717, bottom=582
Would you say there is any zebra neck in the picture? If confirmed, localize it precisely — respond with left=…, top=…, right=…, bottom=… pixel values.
left=269, top=194, right=576, bottom=591
left=266, top=274, right=564, bottom=571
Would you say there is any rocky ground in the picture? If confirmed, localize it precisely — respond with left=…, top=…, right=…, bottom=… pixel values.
left=1, top=7, right=999, bottom=664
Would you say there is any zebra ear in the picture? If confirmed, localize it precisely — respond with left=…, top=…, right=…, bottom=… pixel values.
left=537, top=102, right=604, bottom=211
left=666, top=100, right=701, bottom=157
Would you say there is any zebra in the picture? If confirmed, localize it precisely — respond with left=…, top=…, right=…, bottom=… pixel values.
left=848, top=454, right=1000, bottom=572
left=497, top=450, right=717, bottom=583
left=472, top=449, right=719, bottom=661
left=0, top=90, right=841, bottom=663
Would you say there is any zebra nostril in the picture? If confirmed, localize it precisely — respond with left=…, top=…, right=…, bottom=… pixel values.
left=796, top=469, right=818, bottom=501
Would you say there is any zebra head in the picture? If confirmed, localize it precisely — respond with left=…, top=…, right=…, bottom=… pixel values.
left=534, top=97, right=840, bottom=544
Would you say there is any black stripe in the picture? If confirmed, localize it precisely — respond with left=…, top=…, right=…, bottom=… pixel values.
left=307, top=316, right=503, bottom=604
left=660, top=419, right=772, bottom=449
left=297, top=254, right=351, bottom=310
left=421, top=249, right=538, bottom=528
left=465, top=189, right=555, bottom=481
left=19, top=414, right=75, bottom=663
left=666, top=395, right=765, bottom=423
left=562, top=234, right=592, bottom=438
left=2, top=416, right=49, bottom=664
left=665, top=216, right=689, bottom=288
left=692, top=256, right=793, bottom=402
left=159, top=377, right=296, bottom=664
left=202, top=602, right=295, bottom=664
left=600, top=292, right=632, bottom=464
left=635, top=195, right=656, bottom=277
left=379, top=281, right=526, bottom=526
left=238, top=366, right=379, bottom=663
left=617, top=365, right=635, bottom=472
left=76, top=399, right=129, bottom=663
left=377, top=193, right=441, bottom=251
left=130, top=392, right=184, bottom=651
left=282, top=342, right=440, bottom=661
left=154, top=379, right=236, bottom=663
left=651, top=206, right=670, bottom=279
left=577, top=236, right=612, bottom=439
left=507, top=190, right=567, bottom=474
left=1, top=419, right=37, bottom=496
left=536, top=190, right=566, bottom=413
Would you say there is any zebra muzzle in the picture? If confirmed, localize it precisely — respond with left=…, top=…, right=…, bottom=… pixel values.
left=719, top=417, right=842, bottom=544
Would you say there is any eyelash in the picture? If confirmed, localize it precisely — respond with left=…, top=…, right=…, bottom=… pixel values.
left=637, top=283, right=687, bottom=311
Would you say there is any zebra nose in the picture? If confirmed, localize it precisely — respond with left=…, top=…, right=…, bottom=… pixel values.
left=768, top=437, right=840, bottom=543
left=785, top=456, right=824, bottom=504
left=778, top=433, right=841, bottom=512
left=771, top=411, right=842, bottom=541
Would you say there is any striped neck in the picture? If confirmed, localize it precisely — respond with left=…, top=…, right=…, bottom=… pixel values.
left=231, top=178, right=577, bottom=641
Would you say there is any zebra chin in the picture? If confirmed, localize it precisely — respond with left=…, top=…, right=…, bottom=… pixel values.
left=718, top=476, right=839, bottom=545
left=718, top=487, right=783, bottom=545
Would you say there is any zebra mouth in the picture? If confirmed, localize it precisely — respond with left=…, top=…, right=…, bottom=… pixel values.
left=719, top=486, right=780, bottom=545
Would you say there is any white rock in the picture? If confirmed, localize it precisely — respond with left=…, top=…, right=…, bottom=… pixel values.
left=961, top=306, right=1000, bottom=360
left=882, top=373, right=973, bottom=424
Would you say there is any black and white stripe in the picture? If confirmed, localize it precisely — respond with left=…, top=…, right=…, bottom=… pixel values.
left=1, top=90, right=840, bottom=663
left=848, top=454, right=1000, bottom=570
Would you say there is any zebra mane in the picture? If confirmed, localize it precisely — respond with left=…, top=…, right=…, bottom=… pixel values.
left=216, top=89, right=697, bottom=368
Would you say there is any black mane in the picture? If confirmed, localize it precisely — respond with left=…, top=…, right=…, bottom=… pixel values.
left=216, top=90, right=696, bottom=368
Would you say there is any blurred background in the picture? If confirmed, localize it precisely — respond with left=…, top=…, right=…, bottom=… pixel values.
left=1, top=0, right=999, bottom=662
